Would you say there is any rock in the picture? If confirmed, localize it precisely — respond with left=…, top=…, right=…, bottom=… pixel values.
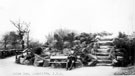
left=34, top=55, right=44, bottom=66
left=43, top=59, right=50, bottom=67
left=20, top=58, right=25, bottom=64
left=23, top=60, right=30, bottom=65
left=63, top=48, right=70, bottom=55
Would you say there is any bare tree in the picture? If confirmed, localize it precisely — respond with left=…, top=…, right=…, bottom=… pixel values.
left=10, top=20, right=30, bottom=50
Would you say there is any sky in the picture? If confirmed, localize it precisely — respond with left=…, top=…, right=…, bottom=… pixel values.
left=0, top=0, right=135, bottom=42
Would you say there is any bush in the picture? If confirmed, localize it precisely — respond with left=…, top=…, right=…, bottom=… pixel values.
left=113, top=32, right=135, bottom=66
left=45, top=29, right=76, bottom=51
left=29, top=40, right=43, bottom=49
left=44, top=29, right=97, bottom=55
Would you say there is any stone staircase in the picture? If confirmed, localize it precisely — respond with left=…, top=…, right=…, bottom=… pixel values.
left=95, top=36, right=114, bottom=66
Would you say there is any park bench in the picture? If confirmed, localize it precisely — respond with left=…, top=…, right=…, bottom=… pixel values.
left=49, top=56, right=68, bottom=68
left=49, top=55, right=82, bottom=69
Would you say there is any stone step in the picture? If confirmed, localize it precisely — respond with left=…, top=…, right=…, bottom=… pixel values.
left=97, top=41, right=114, bottom=46
left=95, top=36, right=114, bottom=66
left=95, top=52, right=110, bottom=56
left=96, top=63, right=112, bottom=66
left=97, top=41, right=113, bottom=44
left=98, top=38, right=113, bottom=41
left=97, top=56, right=110, bottom=60
left=97, top=48, right=110, bottom=52
left=99, top=46, right=113, bottom=49
left=97, top=59, right=112, bottom=63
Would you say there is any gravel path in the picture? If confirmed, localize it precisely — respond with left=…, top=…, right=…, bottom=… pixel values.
left=0, top=56, right=119, bottom=76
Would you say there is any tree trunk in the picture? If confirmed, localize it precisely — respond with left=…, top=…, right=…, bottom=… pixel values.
left=26, top=32, right=29, bottom=48
left=4, top=44, right=7, bottom=50
left=21, top=40, right=25, bottom=50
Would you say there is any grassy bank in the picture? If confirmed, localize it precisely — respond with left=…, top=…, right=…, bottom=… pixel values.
left=114, top=65, right=135, bottom=75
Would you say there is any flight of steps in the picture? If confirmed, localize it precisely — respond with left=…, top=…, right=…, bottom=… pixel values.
left=96, top=37, right=114, bottom=66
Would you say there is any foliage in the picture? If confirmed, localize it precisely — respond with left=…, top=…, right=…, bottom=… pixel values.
left=113, top=32, right=135, bottom=66
left=45, top=29, right=96, bottom=54
left=2, top=33, right=9, bottom=50
left=29, top=40, right=43, bottom=49
left=1, top=31, right=20, bottom=49
left=118, top=32, right=127, bottom=38
left=55, top=29, right=71, bottom=40
left=8, top=31, right=19, bottom=47
left=97, top=31, right=112, bottom=37
left=45, top=29, right=75, bottom=50
left=45, top=33, right=54, bottom=44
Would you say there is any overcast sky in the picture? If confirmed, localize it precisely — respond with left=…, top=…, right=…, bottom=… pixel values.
left=0, top=0, right=135, bottom=42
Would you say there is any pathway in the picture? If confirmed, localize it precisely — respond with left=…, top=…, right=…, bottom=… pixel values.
left=0, top=56, right=119, bottom=76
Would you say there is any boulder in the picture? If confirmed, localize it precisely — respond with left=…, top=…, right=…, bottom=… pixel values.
left=43, top=59, right=50, bottom=67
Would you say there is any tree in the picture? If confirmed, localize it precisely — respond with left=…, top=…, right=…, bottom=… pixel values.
left=65, top=32, right=76, bottom=47
left=45, top=33, right=54, bottom=44
left=1, top=31, right=20, bottom=49
left=2, top=34, right=9, bottom=50
left=55, top=29, right=70, bottom=39
left=10, top=20, right=30, bottom=49
left=8, top=31, right=19, bottom=49
left=53, top=33, right=63, bottom=50
left=53, top=29, right=76, bottom=50
left=45, top=29, right=73, bottom=49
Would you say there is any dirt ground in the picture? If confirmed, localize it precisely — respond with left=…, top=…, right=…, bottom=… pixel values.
left=0, top=56, right=120, bottom=76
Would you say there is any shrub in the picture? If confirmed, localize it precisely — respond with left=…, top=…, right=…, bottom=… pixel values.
left=45, top=29, right=76, bottom=51
left=44, top=29, right=97, bottom=55
left=113, top=32, right=135, bottom=66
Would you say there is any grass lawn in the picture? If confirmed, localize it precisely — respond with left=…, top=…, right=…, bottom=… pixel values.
left=114, top=65, right=135, bottom=75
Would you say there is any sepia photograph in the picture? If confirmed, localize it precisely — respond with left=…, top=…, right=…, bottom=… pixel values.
left=0, top=0, right=135, bottom=76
